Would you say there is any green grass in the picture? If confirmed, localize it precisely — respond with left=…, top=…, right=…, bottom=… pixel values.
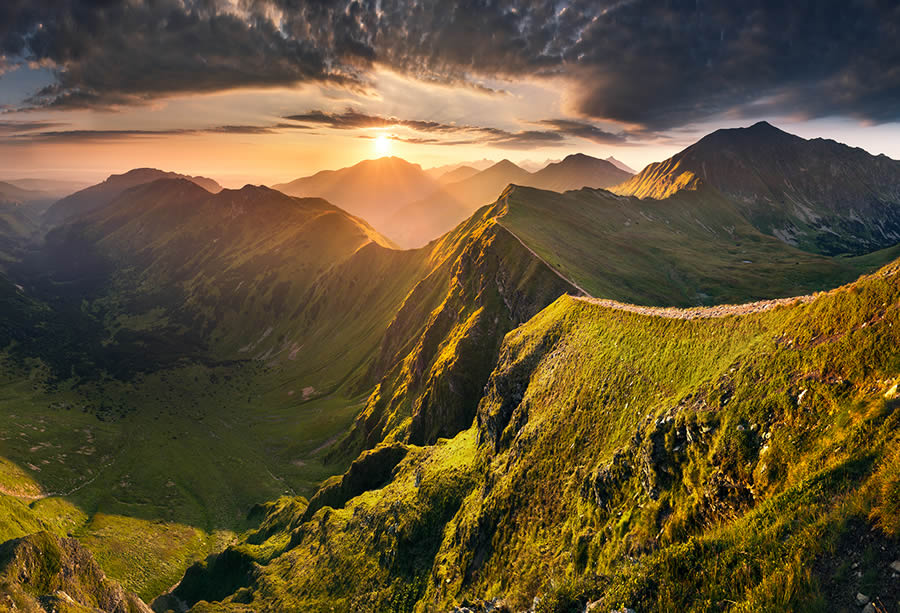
left=500, top=184, right=900, bottom=306
left=77, top=513, right=233, bottom=601
left=0, top=355, right=371, bottom=599
left=184, top=258, right=900, bottom=611
left=2, top=175, right=900, bottom=610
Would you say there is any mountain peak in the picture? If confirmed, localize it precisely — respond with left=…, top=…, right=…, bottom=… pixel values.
left=359, top=156, right=423, bottom=171
left=491, top=159, right=522, bottom=171
left=749, top=120, right=776, bottom=130
left=708, top=120, right=794, bottom=143
left=605, top=156, right=636, bottom=174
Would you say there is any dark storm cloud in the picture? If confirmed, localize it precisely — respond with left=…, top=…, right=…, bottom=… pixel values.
left=2, top=0, right=375, bottom=109
left=0, top=120, right=64, bottom=134
left=3, top=1, right=899, bottom=129
left=534, top=120, right=626, bottom=145
left=0, top=124, right=282, bottom=144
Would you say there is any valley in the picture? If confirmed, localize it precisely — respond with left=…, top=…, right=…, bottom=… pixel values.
left=0, top=122, right=898, bottom=612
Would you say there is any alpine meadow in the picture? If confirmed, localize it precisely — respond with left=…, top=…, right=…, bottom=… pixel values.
left=1, top=2, right=900, bottom=612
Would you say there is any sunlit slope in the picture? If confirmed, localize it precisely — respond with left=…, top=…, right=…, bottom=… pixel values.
left=613, top=121, right=900, bottom=255
left=500, top=183, right=900, bottom=306
left=177, top=257, right=900, bottom=612
left=341, top=179, right=900, bottom=457
left=339, top=200, right=578, bottom=454
left=0, top=531, right=151, bottom=612
left=388, top=155, right=631, bottom=249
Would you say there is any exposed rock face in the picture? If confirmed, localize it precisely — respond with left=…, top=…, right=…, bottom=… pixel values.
left=613, top=121, right=900, bottom=255
left=0, top=532, right=151, bottom=613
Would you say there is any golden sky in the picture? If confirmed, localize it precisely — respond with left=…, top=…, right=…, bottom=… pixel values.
left=3, top=0, right=900, bottom=187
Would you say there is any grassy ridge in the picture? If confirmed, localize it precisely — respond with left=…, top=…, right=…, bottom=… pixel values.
left=182, top=257, right=900, bottom=611
left=3, top=169, right=900, bottom=608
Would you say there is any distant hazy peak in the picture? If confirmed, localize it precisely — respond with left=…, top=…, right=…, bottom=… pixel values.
left=604, top=156, right=636, bottom=174
left=108, top=168, right=222, bottom=193
left=490, top=159, right=525, bottom=171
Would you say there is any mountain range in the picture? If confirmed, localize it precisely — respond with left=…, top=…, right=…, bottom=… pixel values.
left=614, top=121, right=900, bottom=255
left=43, top=168, right=223, bottom=226
left=0, top=122, right=898, bottom=612
left=275, top=153, right=633, bottom=248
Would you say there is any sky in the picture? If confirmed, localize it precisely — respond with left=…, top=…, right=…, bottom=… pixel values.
left=1, top=1, right=899, bottom=187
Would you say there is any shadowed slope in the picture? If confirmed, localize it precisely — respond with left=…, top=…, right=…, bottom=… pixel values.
left=44, top=168, right=222, bottom=227
left=613, top=121, right=900, bottom=255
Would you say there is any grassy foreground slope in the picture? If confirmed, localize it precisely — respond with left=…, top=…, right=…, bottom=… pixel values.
left=175, top=257, right=900, bottom=612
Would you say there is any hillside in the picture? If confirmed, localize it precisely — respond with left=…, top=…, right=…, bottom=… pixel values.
left=605, top=156, right=636, bottom=174
left=388, top=155, right=632, bottom=248
left=0, top=181, right=51, bottom=207
left=0, top=125, right=898, bottom=610
left=0, top=203, right=39, bottom=265
left=3, top=177, right=90, bottom=198
left=273, top=157, right=445, bottom=241
left=613, top=121, right=900, bottom=256
left=498, top=183, right=900, bottom=306
left=163, top=249, right=900, bottom=613
left=330, top=180, right=900, bottom=466
left=43, top=168, right=223, bottom=226
left=0, top=532, right=151, bottom=612
left=0, top=179, right=431, bottom=600
left=528, top=153, right=632, bottom=192
left=437, top=166, right=480, bottom=184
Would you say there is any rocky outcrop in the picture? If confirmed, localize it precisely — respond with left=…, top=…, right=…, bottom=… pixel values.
left=0, top=531, right=151, bottom=613
left=303, top=443, right=410, bottom=521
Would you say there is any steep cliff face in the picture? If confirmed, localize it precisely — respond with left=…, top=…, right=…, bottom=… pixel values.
left=340, top=194, right=578, bottom=454
left=175, top=258, right=900, bottom=612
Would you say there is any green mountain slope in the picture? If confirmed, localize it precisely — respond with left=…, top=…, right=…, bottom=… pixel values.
left=613, top=122, right=900, bottom=256
left=500, top=183, right=900, bottom=306
left=0, top=179, right=430, bottom=600
left=0, top=203, right=39, bottom=265
left=2, top=126, right=899, bottom=610
left=0, top=532, right=151, bottom=612
left=337, top=179, right=900, bottom=464
left=172, top=256, right=900, bottom=612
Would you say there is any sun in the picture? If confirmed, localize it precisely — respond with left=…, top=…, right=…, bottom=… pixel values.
left=374, top=133, right=392, bottom=156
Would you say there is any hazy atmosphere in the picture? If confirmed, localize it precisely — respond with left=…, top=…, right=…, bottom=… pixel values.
left=2, top=1, right=900, bottom=185
left=1, top=2, right=900, bottom=613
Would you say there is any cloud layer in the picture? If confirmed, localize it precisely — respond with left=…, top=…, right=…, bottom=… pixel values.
left=3, top=1, right=899, bottom=130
